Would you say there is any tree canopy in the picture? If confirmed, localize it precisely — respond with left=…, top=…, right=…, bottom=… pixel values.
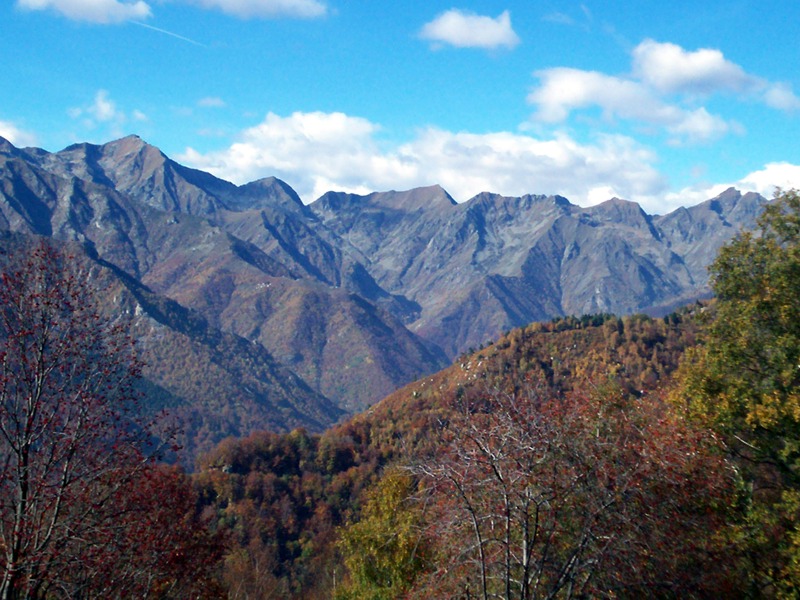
left=674, top=189, right=800, bottom=593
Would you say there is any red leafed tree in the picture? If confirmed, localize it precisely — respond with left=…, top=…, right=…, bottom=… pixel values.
left=66, top=464, right=226, bottom=599
left=0, top=241, right=223, bottom=599
left=411, top=382, right=741, bottom=599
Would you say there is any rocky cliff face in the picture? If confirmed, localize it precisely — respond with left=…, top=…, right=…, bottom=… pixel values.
left=0, top=134, right=766, bottom=450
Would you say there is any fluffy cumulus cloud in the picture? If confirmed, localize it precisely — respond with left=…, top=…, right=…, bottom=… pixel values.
left=634, top=39, right=800, bottom=111
left=184, top=0, right=326, bottom=19
left=528, top=39, right=800, bottom=144
left=528, top=67, right=731, bottom=144
left=632, top=39, right=755, bottom=94
left=0, top=120, right=37, bottom=147
left=15, top=0, right=151, bottom=23
left=738, top=162, right=800, bottom=196
left=179, top=110, right=670, bottom=210
left=419, top=9, right=520, bottom=50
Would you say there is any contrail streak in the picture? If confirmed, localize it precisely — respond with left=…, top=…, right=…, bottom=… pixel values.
left=130, top=21, right=206, bottom=47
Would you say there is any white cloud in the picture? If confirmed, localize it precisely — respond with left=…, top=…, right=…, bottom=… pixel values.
left=528, top=39, right=800, bottom=145
left=178, top=110, right=668, bottom=211
left=632, top=39, right=755, bottom=95
left=88, top=90, right=120, bottom=122
left=420, top=9, right=520, bottom=50
left=738, top=162, right=800, bottom=196
left=68, top=90, right=144, bottom=139
left=179, top=111, right=384, bottom=199
left=632, top=39, right=800, bottom=111
left=183, top=0, right=326, bottom=19
left=15, top=0, right=151, bottom=23
left=763, top=83, right=800, bottom=112
left=664, top=107, right=734, bottom=145
left=528, top=68, right=732, bottom=143
left=0, top=120, right=37, bottom=147
left=530, top=68, right=664, bottom=123
left=198, top=97, right=226, bottom=108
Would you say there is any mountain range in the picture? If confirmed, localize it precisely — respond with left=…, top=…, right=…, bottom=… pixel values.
left=0, top=134, right=766, bottom=459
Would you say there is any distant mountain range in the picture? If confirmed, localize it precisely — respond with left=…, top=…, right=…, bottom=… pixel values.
left=0, top=134, right=766, bottom=458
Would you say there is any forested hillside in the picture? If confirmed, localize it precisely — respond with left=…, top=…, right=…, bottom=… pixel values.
left=193, top=307, right=708, bottom=597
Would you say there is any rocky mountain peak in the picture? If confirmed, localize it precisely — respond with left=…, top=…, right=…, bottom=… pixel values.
left=464, top=192, right=571, bottom=217
left=102, top=134, right=164, bottom=165
left=365, top=185, right=457, bottom=212
left=0, top=136, right=18, bottom=156
left=588, top=197, right=651, bottom=226
left=234, top=176, right=307, bottom=212
left=313, top=184, right=456, bottom=215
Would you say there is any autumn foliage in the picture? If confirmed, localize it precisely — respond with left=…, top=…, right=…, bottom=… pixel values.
left=0, top=241, right=224, bottom=599
left=194, top=309, right=732, bottom=597
left=409, top=383, right=738, bottom=598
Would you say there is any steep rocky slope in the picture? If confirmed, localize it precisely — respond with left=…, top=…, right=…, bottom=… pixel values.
left=310, top=187, right=763, bottom=355
left=0, top=230, right=343, bottom=463
left=0, top=137, right=446, bottom=414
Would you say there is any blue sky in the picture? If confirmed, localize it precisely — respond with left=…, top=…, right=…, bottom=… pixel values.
left=3, top=0, right=799, bottom=214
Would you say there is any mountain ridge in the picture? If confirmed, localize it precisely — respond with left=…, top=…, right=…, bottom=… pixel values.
left=0, top=134, right=768, bottom=458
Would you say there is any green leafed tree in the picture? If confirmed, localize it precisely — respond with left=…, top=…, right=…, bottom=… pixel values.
left=673, top=189, right=800, bottom=593
left=336, top=468, right=431, bottom=600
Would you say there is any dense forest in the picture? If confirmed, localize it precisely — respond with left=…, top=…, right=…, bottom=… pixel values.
left=3, top=189, right=800, bottom=598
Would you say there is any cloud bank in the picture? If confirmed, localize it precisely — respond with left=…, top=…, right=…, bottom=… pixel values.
left=180, top=109, right=800, bottom=215
left=179, top=110, right=670, bottom=210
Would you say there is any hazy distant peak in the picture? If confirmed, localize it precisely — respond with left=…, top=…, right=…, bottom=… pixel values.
left=596, top=196, right=637, bottom=207
left=591, top=196, right=647, bottom=213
